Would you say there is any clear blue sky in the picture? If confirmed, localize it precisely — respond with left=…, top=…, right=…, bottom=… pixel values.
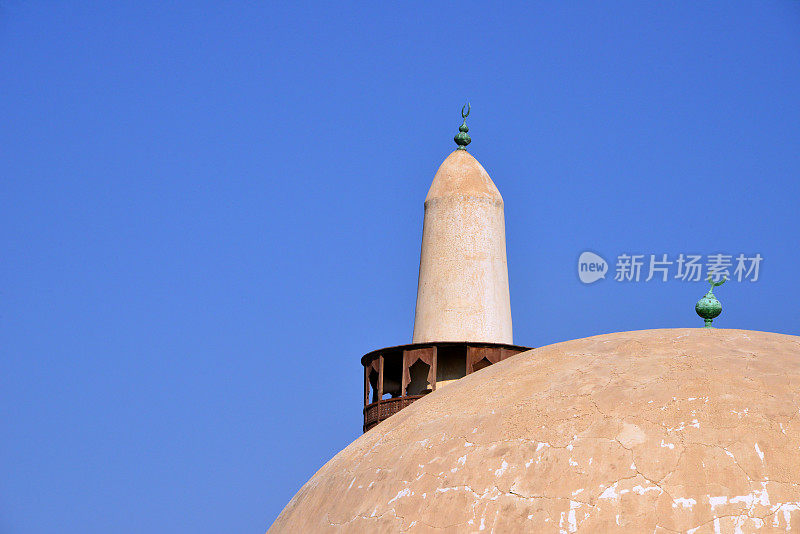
left=1, top=2, right=798, bottom=532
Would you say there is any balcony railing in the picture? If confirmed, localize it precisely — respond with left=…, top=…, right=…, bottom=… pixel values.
left=363, top=394, right=426, bottom=432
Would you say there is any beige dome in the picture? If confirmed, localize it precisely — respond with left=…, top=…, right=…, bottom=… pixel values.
left=270, top=329, right=800, bottom=533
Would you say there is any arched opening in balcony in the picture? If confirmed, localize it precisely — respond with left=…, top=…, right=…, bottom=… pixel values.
left=407, top=358, right=433, bottom=396
left=472, top=357, right=492, bottom=373
left=367, top=366, right=380, bottom=404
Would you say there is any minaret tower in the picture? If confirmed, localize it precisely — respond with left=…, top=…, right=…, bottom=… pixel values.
left=360, top=105, right=529, bottom=432
left=412, top=103, right=513, bottom=344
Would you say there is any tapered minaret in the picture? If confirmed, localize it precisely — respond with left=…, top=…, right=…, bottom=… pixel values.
left=359, top=105, right=527, bottom=433
left=412, top=104, right=513, bottom=344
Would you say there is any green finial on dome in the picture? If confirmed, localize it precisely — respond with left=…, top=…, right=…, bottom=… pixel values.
left=695, top=275, right=726, bottom=327
left=454, top=102, right=471, bottom=150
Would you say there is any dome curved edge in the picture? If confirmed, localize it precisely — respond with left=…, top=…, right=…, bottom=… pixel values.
left=269, top=328, right=800, bottom=533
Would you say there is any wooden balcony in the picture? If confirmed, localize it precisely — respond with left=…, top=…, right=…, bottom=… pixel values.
left=363, top=394, right=427, bottom=432
left=361, top=341, right=532, bottom=433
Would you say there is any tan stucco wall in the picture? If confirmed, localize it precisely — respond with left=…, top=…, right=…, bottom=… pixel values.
left=412, top=150, right=512, bottom=344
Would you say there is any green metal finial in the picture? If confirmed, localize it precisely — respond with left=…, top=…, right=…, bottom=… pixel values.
left=454, top=102, right=471, bottom=150
left=695, top=275, right=726, bottom=327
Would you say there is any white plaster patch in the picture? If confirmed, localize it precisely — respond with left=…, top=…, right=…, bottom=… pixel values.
left=387, top=488, right=411, bottom=504
left=728, top=483, right=771, bottom=507
left=558, top=502, right=582, bottom=534
left=708, top=495, right=728, bottom=511
left=632, top=485, right=662, bottom=495
left=666, top=422, right=686, bottom=432
left=599, top=483, right=619, bottom=500
left=568, top=500, right=580, bottom=533
left=494, top=460, right=508, bottom=477
left=660, top=439, right=675, bottom=449
left=777, top=503, right=800, bottom=531
left=672, top=497, right=697, bottom=509
left=755, top=442, right=765, bottom=462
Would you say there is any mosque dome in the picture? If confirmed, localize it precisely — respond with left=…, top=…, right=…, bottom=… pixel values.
left=270, top=328, right=800, bottom=532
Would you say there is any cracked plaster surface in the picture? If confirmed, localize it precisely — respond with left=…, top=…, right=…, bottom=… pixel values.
left=269, top=329, right=800, bottom=533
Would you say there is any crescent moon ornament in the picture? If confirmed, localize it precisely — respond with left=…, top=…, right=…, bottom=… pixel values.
left=454, top=102, right=472, bottom=150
